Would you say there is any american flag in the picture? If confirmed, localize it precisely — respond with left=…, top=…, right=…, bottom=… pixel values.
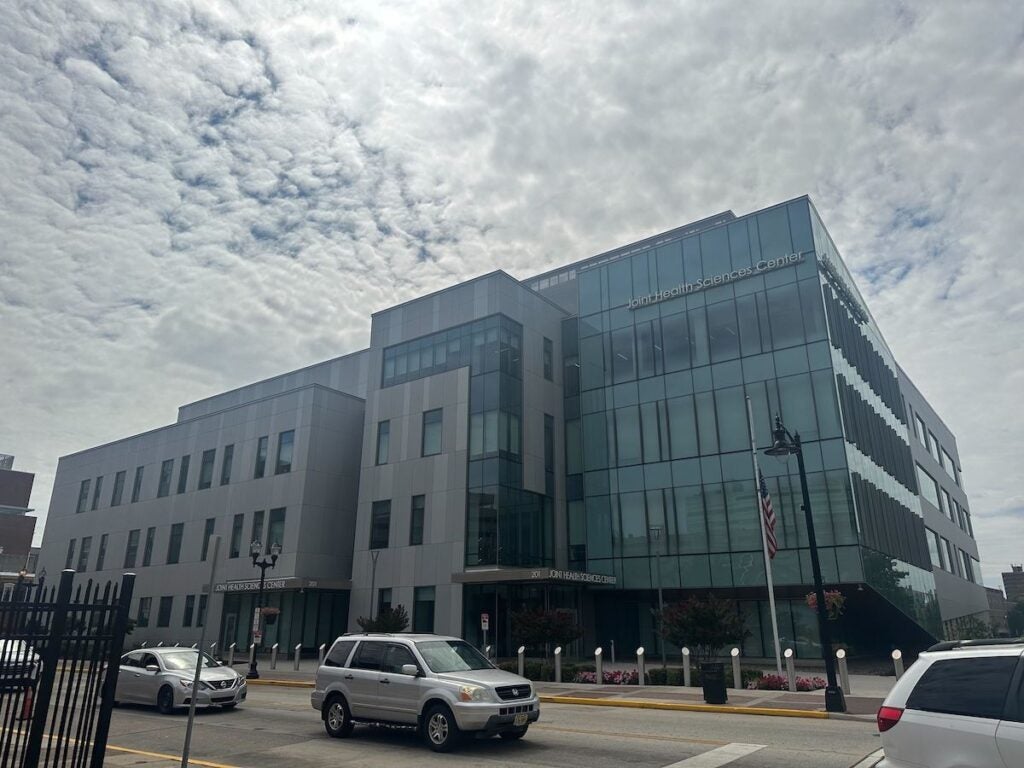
left=758, top=471, right=778, bottom=559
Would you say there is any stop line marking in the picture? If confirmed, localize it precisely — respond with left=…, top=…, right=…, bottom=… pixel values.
left=663, top=742, right=766, bottom=767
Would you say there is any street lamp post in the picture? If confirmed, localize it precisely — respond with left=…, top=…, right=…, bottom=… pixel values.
left=649, top=526, right=667, bottom=672
left=765, top=415, right=846, bottom=713
left=246, top=540, right=281, bottom=680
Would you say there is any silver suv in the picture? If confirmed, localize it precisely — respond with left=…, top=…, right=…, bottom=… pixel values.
left=311, top=633, right=540, bottom=751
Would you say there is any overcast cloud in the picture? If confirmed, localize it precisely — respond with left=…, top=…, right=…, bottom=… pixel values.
left=2, top=1, right=1022, bottom=588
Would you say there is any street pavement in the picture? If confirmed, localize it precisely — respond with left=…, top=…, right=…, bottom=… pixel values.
left=102, top=683, right=883, bottom=767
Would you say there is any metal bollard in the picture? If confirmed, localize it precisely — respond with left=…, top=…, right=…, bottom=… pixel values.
left=554, top=647, right=562, bottom=683
left=191, top=643, right=197, bottom=649
left=637, top=647, right=645, bottom=686
left=209, top=642, right=217, bottom=658
left=517, top=646, right=526, bottom=677
left=484, top=645, right=492, bottom=661
left=174, top=642, right=180, bottom=647
left=682, top=647, right=691, bottom=687
left=595, top=647, right=603, bottom=685
left=271, top=643, right=279, bottom=670
left=228, top=643, right=236, bottom=667
left=249, top=644, right=256, bottom=668
left=610, top=640, right=616, bottom=664
left=785, top=649, right=797, bottom=692
left=140, top=641, right=147, bottom=648
left=892, top=649, right=904, bottom=679
left=294, top=644, right=302, bottom=671
left=730, top=648, right=741, bottom=689
left=157, top=641, right=164, bottom=647
left=837, top=649, right=851, bottom=694
left=319, top=643, right=327, bottom=666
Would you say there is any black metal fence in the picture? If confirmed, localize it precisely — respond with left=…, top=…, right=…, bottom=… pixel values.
left=0, top=569, right=134, bottom=768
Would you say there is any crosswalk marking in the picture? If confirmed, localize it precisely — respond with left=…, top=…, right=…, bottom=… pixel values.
left=663, top=742, right=766, bottom=767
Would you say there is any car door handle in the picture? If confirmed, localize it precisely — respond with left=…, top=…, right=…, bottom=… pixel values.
left=343, top=674, right=354, bottom=680
left=380, top=678, right=390, bottom=684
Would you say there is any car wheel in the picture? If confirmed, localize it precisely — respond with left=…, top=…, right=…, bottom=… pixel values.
left=500, top=726, right=528, bottom=740
left=423, top=704, right=461, bottom=752
left=324, top=696, right=354, bottom=738
left=156, top=686, right=175, bottom=715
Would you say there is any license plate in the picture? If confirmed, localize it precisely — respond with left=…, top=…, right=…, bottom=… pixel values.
left=513, top=713, right=528, bottom=727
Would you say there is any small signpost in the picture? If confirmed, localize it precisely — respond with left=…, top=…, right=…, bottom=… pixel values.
left=481, top=612, right=489, bottom=653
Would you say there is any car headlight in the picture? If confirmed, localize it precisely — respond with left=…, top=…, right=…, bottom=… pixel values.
left=177, top=679, right=197, bottom=690
left=458, top=685, right=486, bottom=702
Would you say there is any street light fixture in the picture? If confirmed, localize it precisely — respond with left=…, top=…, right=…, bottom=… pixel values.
left=648, top=526, right=667, bottom=672
left=246, top=540, right=281, bottom=680
left=764, top=415, right=847, bottom=713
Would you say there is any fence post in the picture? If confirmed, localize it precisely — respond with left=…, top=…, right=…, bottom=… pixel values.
left=90, top=572, right=136, bottom=768
left=636, top=647, right=645, bottom=686
left=892, top=649, right=904, bottom=679
left=730, top=648, right=741, bottom=689
left=294, top=643, right=302, bottom=671
left=517, top=646, right=526, bottom=677
left=319, top=643, right=327, bottom=666
left=837, top=649, right=851, bottom=694
left=595, top=646, right=603, bottom=684
left=228, top=642, right=236, bottom=667
left=682, top=647, right=691, bottom=686
left=24, top=570, right=75, bottom=768
left=271, top=643, right=279, bottom=670
left=785, top=648, right=797, bottom=692
left=554, top=647, right=562, bottom=683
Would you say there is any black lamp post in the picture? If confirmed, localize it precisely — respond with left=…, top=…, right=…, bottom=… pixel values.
left=764, top=415, right=847, bottom=713
left=246, top=540, right=281, bottom=680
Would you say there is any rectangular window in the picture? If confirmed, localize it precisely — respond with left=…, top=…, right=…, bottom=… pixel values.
left=928, top=431, right=941, bottom=463
left=157, top=596, right=173, bottom=628
left=177, top=455, right=190, bottom=493
left=111, top=471, right=126, bottom=506
left=65, top=539, right=76, bottom=569
left=77, top=536, right=92, bottom=571
left=941, top=448, right=957, bottom=479
left=276, top=430, right=294, bottom=474
left=378, top=588, right=392, bottom=615
left=410, top=495, right=425, bottom=545
left=143, top=527, right=156, bottom=567
left=183, top=595, right=195, bottom=627
left=91, top=476, right=103, bottom=510
left=251, top=510, right=265, bottom=549
left=926, top=528, right=945, bottom=570
left=915, top=415, right=928, bottom=449
left=201, top=518, right=216, bottom=561
left=943, top=537, right=957, bottom=575
left=136, top=597, right=152, bottom=628
left=197, top=594, right=208, bottom=627
left=422, top=409, right=442, bottom=456
left=167, top=522, right=184, bottom=564
left=96, top=534, right=108, bottom=571
left=124, top=529, right=140, bottom=568
left=376, top=421, right=390, bottom=465
left=960, top=550, right=975, bottom=583
left=543, top=337, right=554, bottom=380
left=76, top=479, right=91, bottom=513
left=267, top=508, right=285, bottom=552
left=220, top=444, right=234, bottom=485
left=942, top=489, right=954, bottom=522
left=916, top=464, right=941, bottom=510
left=413, top=586, right=436, bottom=632
left=544, top=413, right=555, bottom=497
left=370, top=500, right=391, bottom=549
left=131, top=466, right=144, bottom=503
left=254, top=436, right=268, bottom=478
left=157, top=459, right=174, bottom=497
left=198, top=449, right=216, bottom=489
left=230, top=513, right=244, bottom=558
left=907, top=657, right=1016, bottom=719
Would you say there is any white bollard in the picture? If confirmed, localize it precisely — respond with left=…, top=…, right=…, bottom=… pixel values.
left=140, top=641, right=147, bottom=648
left=249, top=643, right=256, bottom=668
left=518, top=646, right=526, bottom=677
left=730, top=648, right=741, bottom=689
left=610, top=640, right=616, bottom=664
left=785, top=649, right=797, bottom=692
left=682, top=647, right=691, bottom=687
left=484, top=645, right=492, bottom=661
left=595, top=647, right=603, bottom=685
left=319, top=643, right=327, bottom=666
left=892, top=649, right=904, bottom=679
left=271, top=643, right=279, bottom=670
left=157, top=641, right=164, bottom=647
left=637, top=647, right=645, bottom=686
left=228, top=643, right=236, bottom=667
left=209, top=642, right=217, bottom=658
left=191, top=643, right=197, bottom=649
left=554, top=647, right=562, bottom=683
left=174, top=642, right=180, bottom=647
left=837, top=649, right=851, bottom=694
left=293, top=644, right=302, bottom=671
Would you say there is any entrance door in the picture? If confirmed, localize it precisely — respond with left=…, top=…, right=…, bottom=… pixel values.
left=222, top=613, right=237, bottom=654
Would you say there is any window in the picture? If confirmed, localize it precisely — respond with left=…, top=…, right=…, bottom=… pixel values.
left=201, top=518, right=216, bottom=561
left=916, top=464, right=941, bottom=511
left=926, top=528, right=945, bottom=570
left=254, top=436, right=268, bottom=478
left=544, top=413, right=555, bottom=496
left=124, top=529, right=140, bottom=568
left=943, top=537, right=957, bottom=575
left=251, top=510, right=265, bottom=548
left=77, top=536, right=92, bottom=571
left=157, top=596, right=173, bottom=627
left=167, top=523, right=184, bottom=564
left=276, top=430, right=294, bottom=474
left=136, top=597, right=152, bottom=628
left=131, top=466, right=144, bottom=503
left=157, top=459, right=174, bottom=497
left=177, top=455, right=190, bottom=493
left=410, top=496, right=425, bottom=545
left=220, top=444, right=234, bottom=485
left=65, top=539, right=76, bottom=569
left=915, top=415, right=928, bottom=449
left=267, top=508, right=285, bottom=552
left=96, top=534, right=108, bottom=571
left=370, top=500, right=391, bottom=549
left=960, top=550, right=975, bottom=583
left=376, top=421, right=390, bottom=465
left=198, top=449, right=216, bottom=490
left=197, top=594, right=208, bottom=627
left=111, top=471, right=126, bottom=506
left=378, top=588, right=393, bottom=614
left=928, top=431, right=941, bottom=463
left=351, top=641, right=385, bottom=671
left=325, top=640, right=356, bottom=667
left=91, top=476, right=103, bottom=510
left=226, top=513, right=243, bottom=558
left=76, top=479, right=91, bottom=513
left=422, top=409, right=442, bottom=456
left=143, top=527, right=156, bottom=567
left=414, top=586, right=436, bottom=633
left=183, top=595, right=195, bottom=627
left=906, top=657, right=1016, bottom=719
left=543, top=337, right=553, bottom=380
left=383, top=644, right=418, bottom=674
left=942, top=489, right=954, bottom=522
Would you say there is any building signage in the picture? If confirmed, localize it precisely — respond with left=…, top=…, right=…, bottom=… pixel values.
left=215, top=578, right=290, bottom=593
left=529, top=568, right=617, bottom=585
left=626, top=251, right=808, bottom=310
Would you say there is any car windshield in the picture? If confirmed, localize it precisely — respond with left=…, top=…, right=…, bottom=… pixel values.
left=415, top=640, right=493, bottom=673
left=159, top=651, right=219, bottom=671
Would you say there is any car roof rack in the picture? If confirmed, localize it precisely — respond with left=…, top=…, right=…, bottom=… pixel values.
left=927, top=638, right=1024, bottom=652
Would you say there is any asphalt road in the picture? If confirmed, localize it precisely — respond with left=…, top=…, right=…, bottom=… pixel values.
left=102, top=684, right=883, bottom=768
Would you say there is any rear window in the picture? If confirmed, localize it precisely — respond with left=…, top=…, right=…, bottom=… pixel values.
left=907, top=657, right=1017, bottom=720
left=325, top=641, right=356, bottom=668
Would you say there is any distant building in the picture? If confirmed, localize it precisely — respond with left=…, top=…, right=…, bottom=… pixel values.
left=1003, top=565, right=1024, bottom=604
left=0, top=455, right=39, bottom=600
left=985, top=587, right=1009, bottom=636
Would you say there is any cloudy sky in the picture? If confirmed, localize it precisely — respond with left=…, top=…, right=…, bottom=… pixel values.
left=2, top=1, right=1022, bottom=587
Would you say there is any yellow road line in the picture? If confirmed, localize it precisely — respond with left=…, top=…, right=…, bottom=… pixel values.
left=538, top=694, right=830, bottom=719
left=104, top=743, right=243, bottom=768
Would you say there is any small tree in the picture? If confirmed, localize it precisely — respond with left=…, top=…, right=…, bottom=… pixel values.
left=657, top=595, right=749, bottom=663
left=512, top=608, right=583, bottom=655
left=356, top=605, right=410, bottom=633
left=1008, top=602, right=1024, bottom=637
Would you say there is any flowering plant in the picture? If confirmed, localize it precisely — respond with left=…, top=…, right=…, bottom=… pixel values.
left=573, top=669, right=639, bottom=685
left=747, top=673, right=827, bottom=691
left=805, top=589, right=846, bottom=620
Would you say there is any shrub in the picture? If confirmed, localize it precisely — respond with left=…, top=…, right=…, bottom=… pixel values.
left=747, top=673, right=827, bottom=691
left=573, top=669, right=639, bottom=685
left=355, top=605, right=409, bottom=633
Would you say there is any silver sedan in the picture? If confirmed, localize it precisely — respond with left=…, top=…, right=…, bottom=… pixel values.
left=115, top=648, right=246, bottom=714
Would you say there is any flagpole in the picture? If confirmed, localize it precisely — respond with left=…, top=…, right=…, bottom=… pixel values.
left=747, top=396, right=783, bottom=676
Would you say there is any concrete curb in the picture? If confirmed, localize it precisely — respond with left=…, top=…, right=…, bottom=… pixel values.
left=248, top=678, right=314, bottom=688
left=538, top=694, right=829, bottom=719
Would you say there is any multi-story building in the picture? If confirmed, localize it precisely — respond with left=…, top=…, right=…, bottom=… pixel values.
left=0, top=454, right=39, bottom=600
left=1004, top=565, right=1024, bottom=605
left=38, top=196, right=989, bottom=655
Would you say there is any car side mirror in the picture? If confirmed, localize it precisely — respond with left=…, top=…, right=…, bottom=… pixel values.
left=145, top=664, right=160, bottom=673
left=401, top=664, right=420, bottom=677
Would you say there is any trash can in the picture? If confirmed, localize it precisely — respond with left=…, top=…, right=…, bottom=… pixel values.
left=700, top=662, right=727, bottom=705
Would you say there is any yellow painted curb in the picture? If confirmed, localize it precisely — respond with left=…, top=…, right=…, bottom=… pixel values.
left=538, top=694, right=829, bottom=719
left=106, top=743, right=243, bottom=768
left=247, top=678, right=314, bottom=688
